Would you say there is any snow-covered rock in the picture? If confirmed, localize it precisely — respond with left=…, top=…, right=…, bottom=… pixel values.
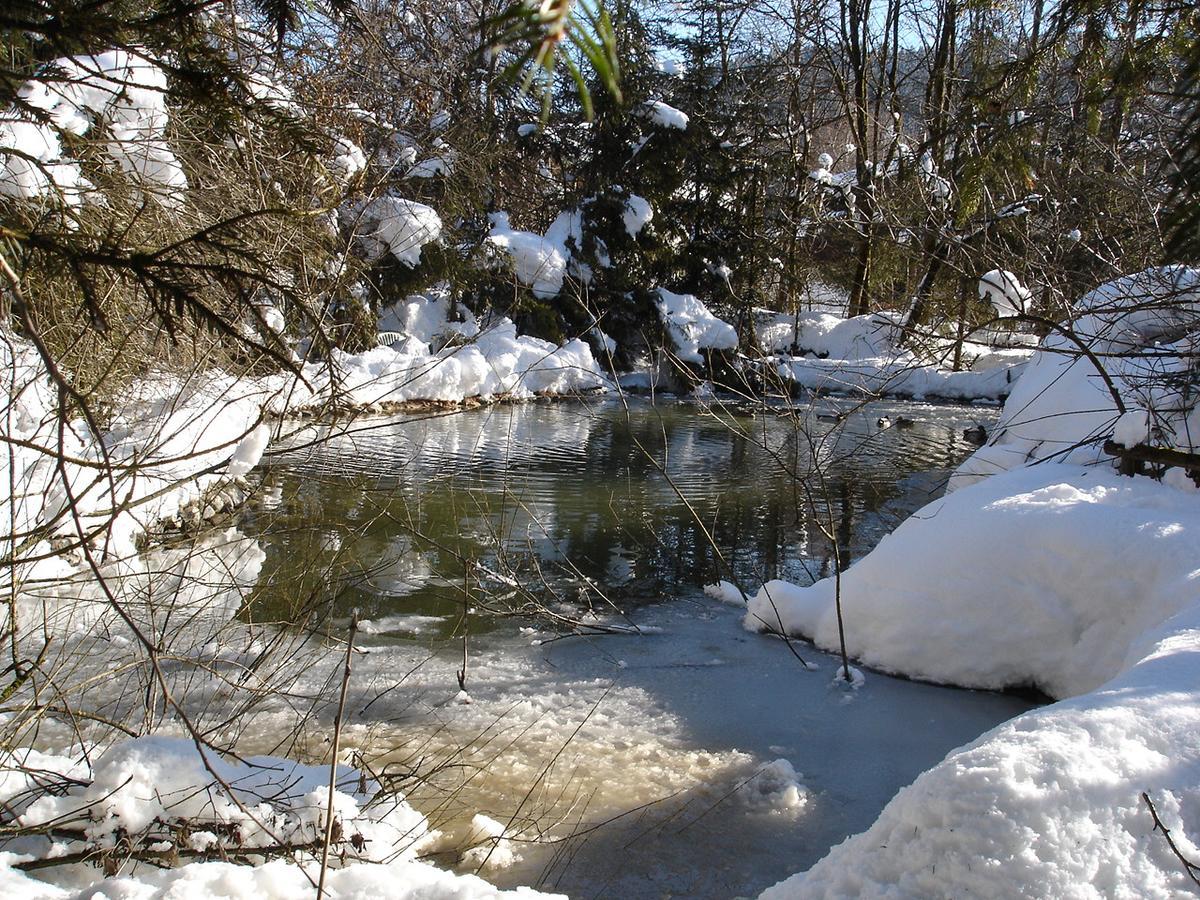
left=360, top=196, right=443, bottom=267
left=978, top=269, right=1031, bottom=318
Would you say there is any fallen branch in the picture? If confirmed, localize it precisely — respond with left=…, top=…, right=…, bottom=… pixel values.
left=1103, top=441, right=1200, bottom=479
left=14, top=835, right=334, bottom=872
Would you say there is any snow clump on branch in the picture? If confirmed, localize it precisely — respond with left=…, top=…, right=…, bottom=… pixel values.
left=0, top=49, right=186, bottom=206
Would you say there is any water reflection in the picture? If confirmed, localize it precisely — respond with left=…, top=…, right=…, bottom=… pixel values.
left=242, top=397, right=996, bottom=636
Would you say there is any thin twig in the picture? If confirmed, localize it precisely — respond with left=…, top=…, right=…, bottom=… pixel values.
left=318, top=611, right=358, bottom=899
left=1142, top=791, right=1200, bottom=889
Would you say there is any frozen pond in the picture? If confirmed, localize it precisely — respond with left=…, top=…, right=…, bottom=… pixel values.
left=242, top=396, right=1036, bottom=898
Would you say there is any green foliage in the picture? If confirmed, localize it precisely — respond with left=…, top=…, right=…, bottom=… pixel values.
left=488, top=0, right=622, bottom=120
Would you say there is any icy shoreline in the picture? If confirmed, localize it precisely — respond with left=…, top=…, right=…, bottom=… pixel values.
left=747, top=267, right=1200, bottom=898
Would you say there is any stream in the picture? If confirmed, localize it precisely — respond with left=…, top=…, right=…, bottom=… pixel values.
left=241, top=395, right=1036, bottom=899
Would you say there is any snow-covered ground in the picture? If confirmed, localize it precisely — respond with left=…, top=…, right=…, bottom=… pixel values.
left=756, top=306, right=1033, bottom=403
left=0, top=737, right=562, bottom=899
left=746, top=267, right=1200, bottom=897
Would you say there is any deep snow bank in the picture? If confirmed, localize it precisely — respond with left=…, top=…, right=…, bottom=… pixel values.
left=748, top=267, right=1200, bottom=897
left=760, top=600, right=1200, bottom=898
left=746, top=463, right=1199, bottom=698
left=1, top=337, right=275, bottom=571
left=952, top=265, right=1200, bottom=489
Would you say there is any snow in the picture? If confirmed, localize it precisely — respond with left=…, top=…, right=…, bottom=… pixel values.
left=746, top=463, right=1199, bottom=698
left=742, top=759, right=808, bottom=813
left=704, top=580, right=747, bottom=605
left=654, top=55, right=686, bottom=77
left=330, top=136, right=366, bottom=182
left=622, top=193, right=653, bottom=236
left=485, top=212, right=570, bottom=299
left=640, top=100, right=689, bottom=130
left=978, top=269, right=1031, bottom=317
left=760, top=577, right=1200, bottom=897
left=226, top=423, right=271, bottom=477
left=376, top=284, right=479, bottom=346
left=1, top=49, right=185, bottom=206
left=283, top=294, right=608, bottom=410
left=0, top=339, right=282, bottom=566
left=358, top=196, right=443, bottom=267
left=458, top=814, right=522, bottom=871
left=408, top=152, right=455, bottom=178
left=0, top=738, right=562, bottom=899
left=656, top=288, right=738, bottom=363
left=952, top=265, right=1200, bottom=488
left=750, top=265, right=1200, bottom=899
left=1112, top=408, right=1150, bottom=448
left=757, top=309, right=1032, bottom=402
left=590, top=327, right=616, bottom=356
left=15, top=735, right=426, bottom=854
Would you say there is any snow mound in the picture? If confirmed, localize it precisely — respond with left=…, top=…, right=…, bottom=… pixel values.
left=952, top=265, right=1200, bottom=489
left=769, top=311, right=902, bottom=359
left=760, top=591, right=1200, bottom=899
left=376, top=284, right=479, bottom=347
left=657, top=288, right=738, bottom=363
left=703, top=580, right=747, bottom=605
left=745, top=463, right=1200, bottom=699
left=330, top=136, right=366, bottom=182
